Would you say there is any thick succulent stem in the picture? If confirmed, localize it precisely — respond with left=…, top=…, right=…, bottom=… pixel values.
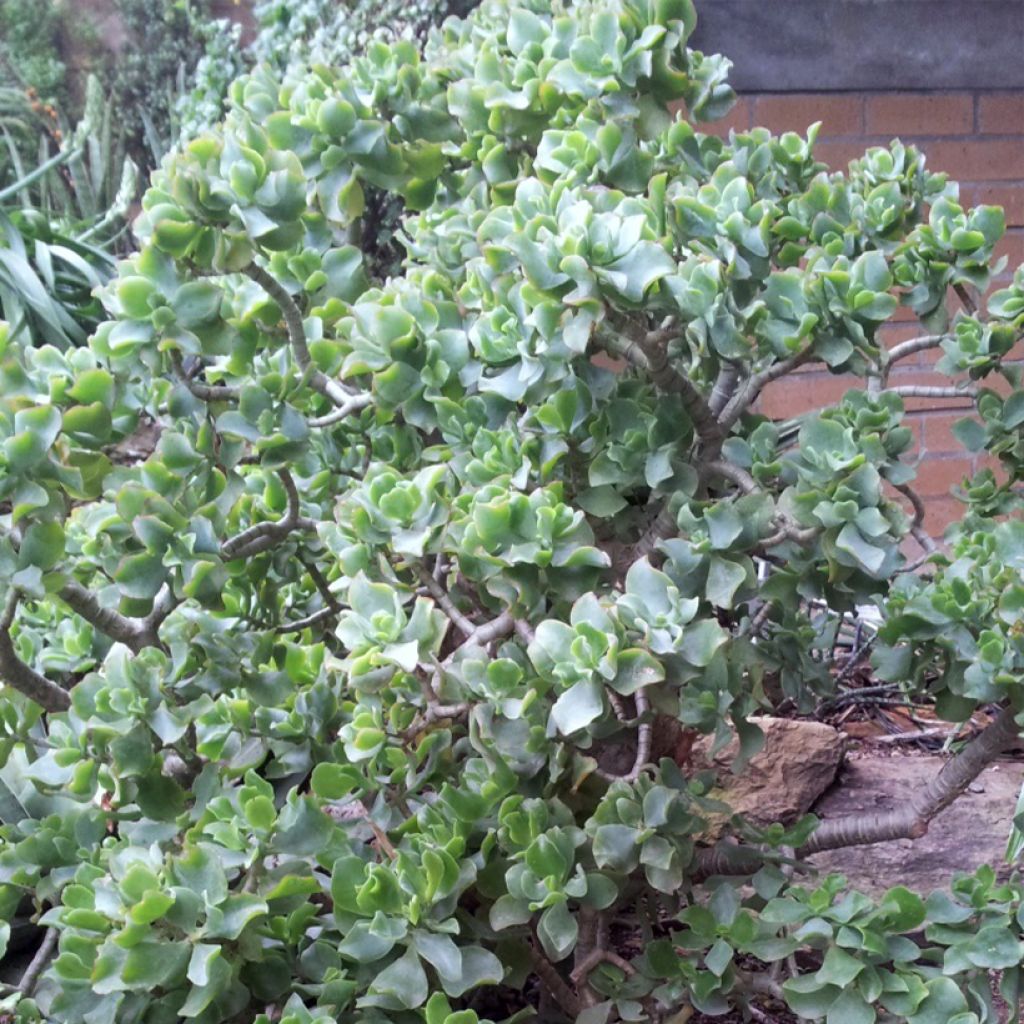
left=719, top=344, right=816, bottom=430
left=600, top=329, right=721, bottom=450
left=0, top=594, right=71, bottom=712
left=221, top=469, right=316, bottom=560
left=801, top=702, right=1020, bottom=854
left=169, top=351, right=240, bottom=402
left=59, top=581, right=171, bottom=652
left=242, top=263, right=361, bottom=413
left=694, top=702, right=1021, bottom=876
left=887, top=384, right=977, bottom=401
left=893, top=482, right=938, bottom=555
left=528, top=939, right=581, bottom=1018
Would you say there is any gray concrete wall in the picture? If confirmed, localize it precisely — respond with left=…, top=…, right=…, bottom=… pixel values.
left=691, top=1, right=1024, bottom=92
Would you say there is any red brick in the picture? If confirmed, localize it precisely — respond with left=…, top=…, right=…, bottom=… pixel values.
left=880, top=323, right=941, bottom=367
left=923, top=496, right=964, bottom=537
left=919, top=411, right=970, bottom=455
left=758, top=372, right=853, bottom=419
left=669, top=97, right=752, bottom=137
left=994, top=228, right=1024, bottom=270
left=967, top=183, right=1024, bottom=227
left=695, top=97, right=753, bottom=137
left=889, top=303, right=919, bottom=324
left=591, top=352, right=624, bottom=372
left=903, top=414, right=924, bottom=457
left=813, top=139, right=875, bottom=173
left=978, top=93, right=1024, bottom=134
left=866, top=93, right=974, bottom=137
left=879, top=322, right=927, bottom=344
left=919, top=138, right=1024, bottom=182
left=755, top=94, right=864, bottom=137
left=914, top=455, right=974, bottom=498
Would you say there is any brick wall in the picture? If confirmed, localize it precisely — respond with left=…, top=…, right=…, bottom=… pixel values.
left=705, top=91, right=1024, bottom=535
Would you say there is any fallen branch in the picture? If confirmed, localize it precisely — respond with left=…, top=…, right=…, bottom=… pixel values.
left=872, top=726, right=958, bottom=746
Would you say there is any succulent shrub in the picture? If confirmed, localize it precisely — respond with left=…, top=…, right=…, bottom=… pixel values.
left=178, top=0, right=478, bottom=273
left=4, top=1, right=1024, bottom=1022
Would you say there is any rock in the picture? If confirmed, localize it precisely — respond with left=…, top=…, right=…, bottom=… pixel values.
left=693, top=717, right=846, bottom=829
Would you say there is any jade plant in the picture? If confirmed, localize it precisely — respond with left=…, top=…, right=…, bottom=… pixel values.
left=4, top=1, right=1024, bottom=1021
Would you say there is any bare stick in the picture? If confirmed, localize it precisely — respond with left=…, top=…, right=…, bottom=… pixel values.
left=18, top=926, right=58, bottom=996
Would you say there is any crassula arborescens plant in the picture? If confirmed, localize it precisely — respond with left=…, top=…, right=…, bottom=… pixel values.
left=5, top=1, right=1024, bottom=1021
